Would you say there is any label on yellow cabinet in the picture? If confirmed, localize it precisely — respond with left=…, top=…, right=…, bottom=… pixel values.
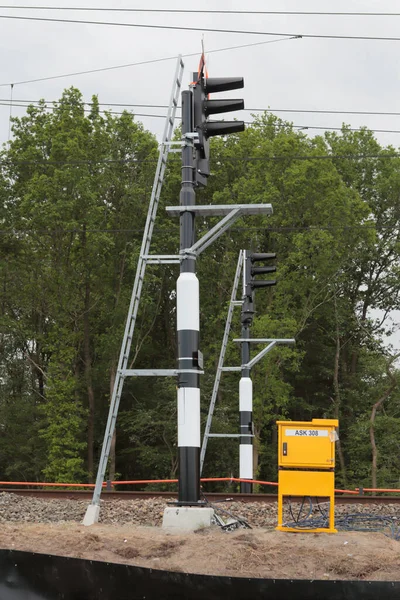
left=285, top=429, right=328, bottom=437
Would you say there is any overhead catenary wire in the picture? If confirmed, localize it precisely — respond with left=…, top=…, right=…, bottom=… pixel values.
left=0, top=225, right=394, bottom=236
left=4, top=97, right=400, bottom=118
left=0, top=36, right=297, bottom=87
left=2, top=7, right=400, bottom=17
left=3, top=100, right=400, bottom=136
left=0, top=14, right=306, bottom=38
left=1, top=154, right=400, bottom=167
left=2, top=14, right=400, bottom=42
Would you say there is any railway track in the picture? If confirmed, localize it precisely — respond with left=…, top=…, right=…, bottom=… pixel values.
left=1, top=489, right=399, bottom=504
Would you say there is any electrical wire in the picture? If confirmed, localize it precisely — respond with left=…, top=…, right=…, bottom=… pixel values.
left=3, top=7, right=400, bottom=17
left=0, top=14, right=304, bottom=37
left=283, top=497, right=400, bottom=539
left=288, top=495, right=313, bottom=523
left=4, top=101, right=400, bottom=137
left=2, top=14, right=400, bottom=42
left=201, top=491, right=251, bottom=530
left=0, top=224, right=393, bottom=237
left=1, top=153, right=400, bottom=167
left=0, top=36, right=296, bottom=87
left=5, top=97, right=400, bottom=118
left=0, top=100, right=167, bottom=118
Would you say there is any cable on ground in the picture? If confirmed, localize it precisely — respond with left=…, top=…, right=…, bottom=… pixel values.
left=201, top=491, right=252, bottom=531
left=283, top=496, right=400, bottom=539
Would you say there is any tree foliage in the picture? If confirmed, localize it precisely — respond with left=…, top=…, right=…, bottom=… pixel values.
left=0, top=91, right=399, bottom=489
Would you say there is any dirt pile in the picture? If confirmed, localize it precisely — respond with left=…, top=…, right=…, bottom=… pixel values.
left=1, top=522, right=400, bottom=581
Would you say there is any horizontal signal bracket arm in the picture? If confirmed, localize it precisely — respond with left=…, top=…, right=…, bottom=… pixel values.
left=121, top=369, right=204, bottom=377
left=233, top=339, right=296, bottom=344
left=165, top=204, right=273, bottom=217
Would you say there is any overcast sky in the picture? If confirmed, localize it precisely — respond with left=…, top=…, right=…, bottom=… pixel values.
left=0, top=0, right=399, bottom=351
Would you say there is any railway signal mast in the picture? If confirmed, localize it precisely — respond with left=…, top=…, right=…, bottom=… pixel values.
left=240, top=252, right=277, bottom=493
left=83, top=51, right=274, bottom=530
left=175, top=58, right=245, bottom=507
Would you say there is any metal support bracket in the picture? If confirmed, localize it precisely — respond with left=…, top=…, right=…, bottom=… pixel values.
left=222, top=339, right=296, bottom=371
left=246, top=341, right=277, bottom=369
left=166, top=204, right=273, bottom=258
left=234, top=338, right=296, bottom=370
left=143, top=254, right=181, bottom=264
left=166, top=204, right=273, bottom=218
left=121, top=369, right=204, bottom=377
left=206, top=434, right=254, bottom=438
left=233, top=338, right=296, bottom=344
left=188, top=208, right=242, bottom=256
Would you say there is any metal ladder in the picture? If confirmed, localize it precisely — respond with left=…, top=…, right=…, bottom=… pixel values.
left=200, top=250, right=244, bottom=474
left=89, top=56, right=184, bottom=508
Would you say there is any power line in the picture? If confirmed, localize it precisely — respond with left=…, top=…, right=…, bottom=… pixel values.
left=0, top=100, right=168, bottom=118
left=1, top=154, right=400, bottom=167
left=292, top=125, right=400, bottom=135
left=4, top=101, right=400, bottom=136
left=257, top=108, right=400, bottom=118
left=0, top=224, right=391, bottom=236
left=0, top=55, right=177, bottom=87
left=5, top=98, right=400, bottom=118
left=0, top=36, right=296, bottom=87
left=2, top=14, right=400, bottom=42
left=1, top=7, right=400, bottom=17
left=0, top=14, right=302, bottom=36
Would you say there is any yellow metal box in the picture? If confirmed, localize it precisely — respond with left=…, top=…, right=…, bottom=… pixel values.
left=277, top=419, right=338, bottom=469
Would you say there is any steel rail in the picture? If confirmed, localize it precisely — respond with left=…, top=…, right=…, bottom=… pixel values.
left=1, top=489, right=400, bottom=504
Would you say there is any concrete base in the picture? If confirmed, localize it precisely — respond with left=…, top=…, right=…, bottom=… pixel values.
left=82, top=504, right=100, bottom=526
left=162, top=506, right=215, bottom=532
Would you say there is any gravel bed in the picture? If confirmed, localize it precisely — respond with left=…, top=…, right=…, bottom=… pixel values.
left=0, top=493, right=399, bottom=528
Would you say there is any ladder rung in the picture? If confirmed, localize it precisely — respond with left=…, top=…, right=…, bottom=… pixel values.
left=207, top=434, right=254, bottom=438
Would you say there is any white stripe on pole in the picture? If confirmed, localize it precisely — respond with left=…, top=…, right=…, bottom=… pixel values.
left=177, top=387, right=201, bottom=447
left=176, top=272, right=200, bottom=331
left=239, top=377, right=253, bottom=411
left=240, top=444, right=253, bottom=479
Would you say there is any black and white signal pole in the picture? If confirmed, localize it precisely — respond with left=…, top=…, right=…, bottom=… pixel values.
left=239, top=326, right=253, bottom=493
left=239, top=251, right=277, bottom=493
left=175, top=58, right=245, bottom=506
left=239, top=250, right=254, bottom=493
left=176, top=88, right=201, bottom=504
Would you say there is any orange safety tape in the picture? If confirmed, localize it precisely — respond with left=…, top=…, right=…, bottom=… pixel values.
left=359, top=488, right=400, bottom=493
left=200, top=477, right=278, bottom=486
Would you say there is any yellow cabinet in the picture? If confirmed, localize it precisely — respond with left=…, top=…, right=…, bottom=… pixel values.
left=277, top=419, right=338, bottom=469
left=276, top=418, right=339, bottom=533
